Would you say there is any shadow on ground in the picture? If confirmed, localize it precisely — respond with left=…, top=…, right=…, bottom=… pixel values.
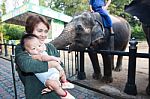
left=70, top=41, right=150, bottom=99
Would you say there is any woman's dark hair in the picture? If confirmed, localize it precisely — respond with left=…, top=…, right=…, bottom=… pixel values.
left=25, top=14, right=50, bottom=34
left=20, top=34, right=39, bottom=50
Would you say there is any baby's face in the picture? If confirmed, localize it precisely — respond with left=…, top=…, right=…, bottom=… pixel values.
left=25, top=37, right=44, bottom=55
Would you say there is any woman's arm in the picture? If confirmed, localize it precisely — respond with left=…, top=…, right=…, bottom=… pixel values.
left=103, top=0, right=111, bottom=9
left=15, top=44, right=48, bottom=73
left=89, top=0, right=94, bottom=12
left=89, top=5, right=94, bottom=12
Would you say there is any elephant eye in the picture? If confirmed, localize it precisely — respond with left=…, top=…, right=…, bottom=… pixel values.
left=81, top=17, right=90, bottom=25
left=84, top=20, right=89, bottom=25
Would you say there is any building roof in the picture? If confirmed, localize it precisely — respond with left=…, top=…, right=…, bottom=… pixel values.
left=1, top=3, right=72, bottom=26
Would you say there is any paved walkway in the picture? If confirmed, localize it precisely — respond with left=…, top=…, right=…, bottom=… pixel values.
left=0, top=58, right=113, bottom=99
left=0, top=41, right=150, bottom=99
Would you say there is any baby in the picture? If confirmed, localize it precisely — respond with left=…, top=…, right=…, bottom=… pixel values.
left=20, top=34, right=75, bottom=99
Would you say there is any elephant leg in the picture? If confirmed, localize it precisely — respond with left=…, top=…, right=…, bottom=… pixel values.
left=111, top=55, right=115, bottom=70
left=114, top=55, right=123, bottom=72
left=101, top=54, right=113, bottom=83
left=88, top=52, right=102, bottom=80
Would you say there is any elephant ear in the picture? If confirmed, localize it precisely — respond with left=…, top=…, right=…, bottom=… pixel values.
left=91, top=20, right=105, bottom=45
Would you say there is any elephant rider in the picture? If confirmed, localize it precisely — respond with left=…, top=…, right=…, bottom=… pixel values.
left=89, top=0, right=114, bottom=35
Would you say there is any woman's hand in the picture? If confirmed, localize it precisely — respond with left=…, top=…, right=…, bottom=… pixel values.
left=50, top=56, right=61, bottom=63
left=41, top=55, right=61, bottom=63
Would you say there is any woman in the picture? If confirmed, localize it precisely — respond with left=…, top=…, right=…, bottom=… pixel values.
left=15, top=14, right=61, bottom=99
left=19, top=33, right=75, bottom=98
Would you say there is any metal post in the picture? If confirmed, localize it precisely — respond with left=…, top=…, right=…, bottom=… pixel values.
left=11, top=55, right=17, bottom=99
left=77, top=51, right=86, bottom=80
left=124, top=38, right=138, bottom=95
left=144, top=25, right=150, bottom=95
left=146, top=48, right=150, bottom=95
left=4, top=43, right=8, bottom=56
left=12, top=44, right=15, bottom=55
left=0, top=44, right=2, bottom=55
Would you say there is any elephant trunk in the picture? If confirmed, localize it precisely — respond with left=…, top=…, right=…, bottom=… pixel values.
left=50, top=22, right=75, bottom=49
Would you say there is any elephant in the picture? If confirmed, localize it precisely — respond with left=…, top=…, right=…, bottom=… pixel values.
left=50, top=11, right=131, bottom=83
left=142, top=25, right=150, bottom=46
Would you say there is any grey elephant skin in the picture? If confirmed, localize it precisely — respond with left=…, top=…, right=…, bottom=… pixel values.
left=51, top=11, right=131, bottom=83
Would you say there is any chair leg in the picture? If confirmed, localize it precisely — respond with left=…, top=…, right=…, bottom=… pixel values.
left=11, top=55, right=17, bottom=99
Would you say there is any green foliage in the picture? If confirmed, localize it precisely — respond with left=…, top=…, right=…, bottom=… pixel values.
left=39, top=0, right=46, bottom=6
left=46, top=0, right=89, bottom=16
left=45, top=0, right=145, bottom=40
left=0, top=24, right=6, bottom=33
left=0, top=24, right=25, bottom=40
left=108, top=0, right=145, bottom=40
left=131, top=24, right=145, bottom=40
left=1, top=0, right=146, bottom=40
left=0, top=1, right=6, bottom=15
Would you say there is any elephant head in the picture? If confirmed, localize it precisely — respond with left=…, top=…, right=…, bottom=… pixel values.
left=51, top=11, right=131, bottom=82
left=50, top=11, right=105, bottom=51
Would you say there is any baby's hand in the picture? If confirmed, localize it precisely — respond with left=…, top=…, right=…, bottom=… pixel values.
left=41, top=55, right=51, bottom=61
left=56, top=66, right=64, bottom=76
left=59, top=69, right=65, bottom=77
left=50, top=56, right=61, bottom=63
left=32, top=55, right=42, bottom=61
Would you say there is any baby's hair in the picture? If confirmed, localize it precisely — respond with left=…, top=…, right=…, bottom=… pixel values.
left=20, top=34, right=39, bottom=50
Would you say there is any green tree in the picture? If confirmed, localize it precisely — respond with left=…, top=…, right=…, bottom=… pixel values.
left=46, top=0, right=132, bottom=16
left=50, top=0, right=144, bottom=39
left=0, top=0, right=6, bottom=15
left=0, top=24, right=5, bottom=33
left=46, top=0, right=89, bottom=16
left=39, top=0, right=46, bottom=6
left=1, top=24, right=24, bottom=40
left=131, top=23, right=145, bottom=40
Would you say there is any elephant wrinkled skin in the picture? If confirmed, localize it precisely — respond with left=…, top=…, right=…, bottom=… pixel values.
left=51, top=11, right=131, bottom=83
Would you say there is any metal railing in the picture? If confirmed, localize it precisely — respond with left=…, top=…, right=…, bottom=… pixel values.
left=0, top=38, right=150, bottom=98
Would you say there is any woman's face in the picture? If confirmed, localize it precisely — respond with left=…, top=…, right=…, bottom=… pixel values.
left=32, top=22, right=49, bottom=44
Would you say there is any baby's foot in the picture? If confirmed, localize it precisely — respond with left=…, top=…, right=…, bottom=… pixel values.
left=62, top=81, right=74, bottom=89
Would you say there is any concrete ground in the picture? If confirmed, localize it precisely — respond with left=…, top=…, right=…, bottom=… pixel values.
left=0, top=57, right=113, bottom=99
left=72, top=41, right=150, bottom=99
left=0, top=41, right=150, bottom=99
